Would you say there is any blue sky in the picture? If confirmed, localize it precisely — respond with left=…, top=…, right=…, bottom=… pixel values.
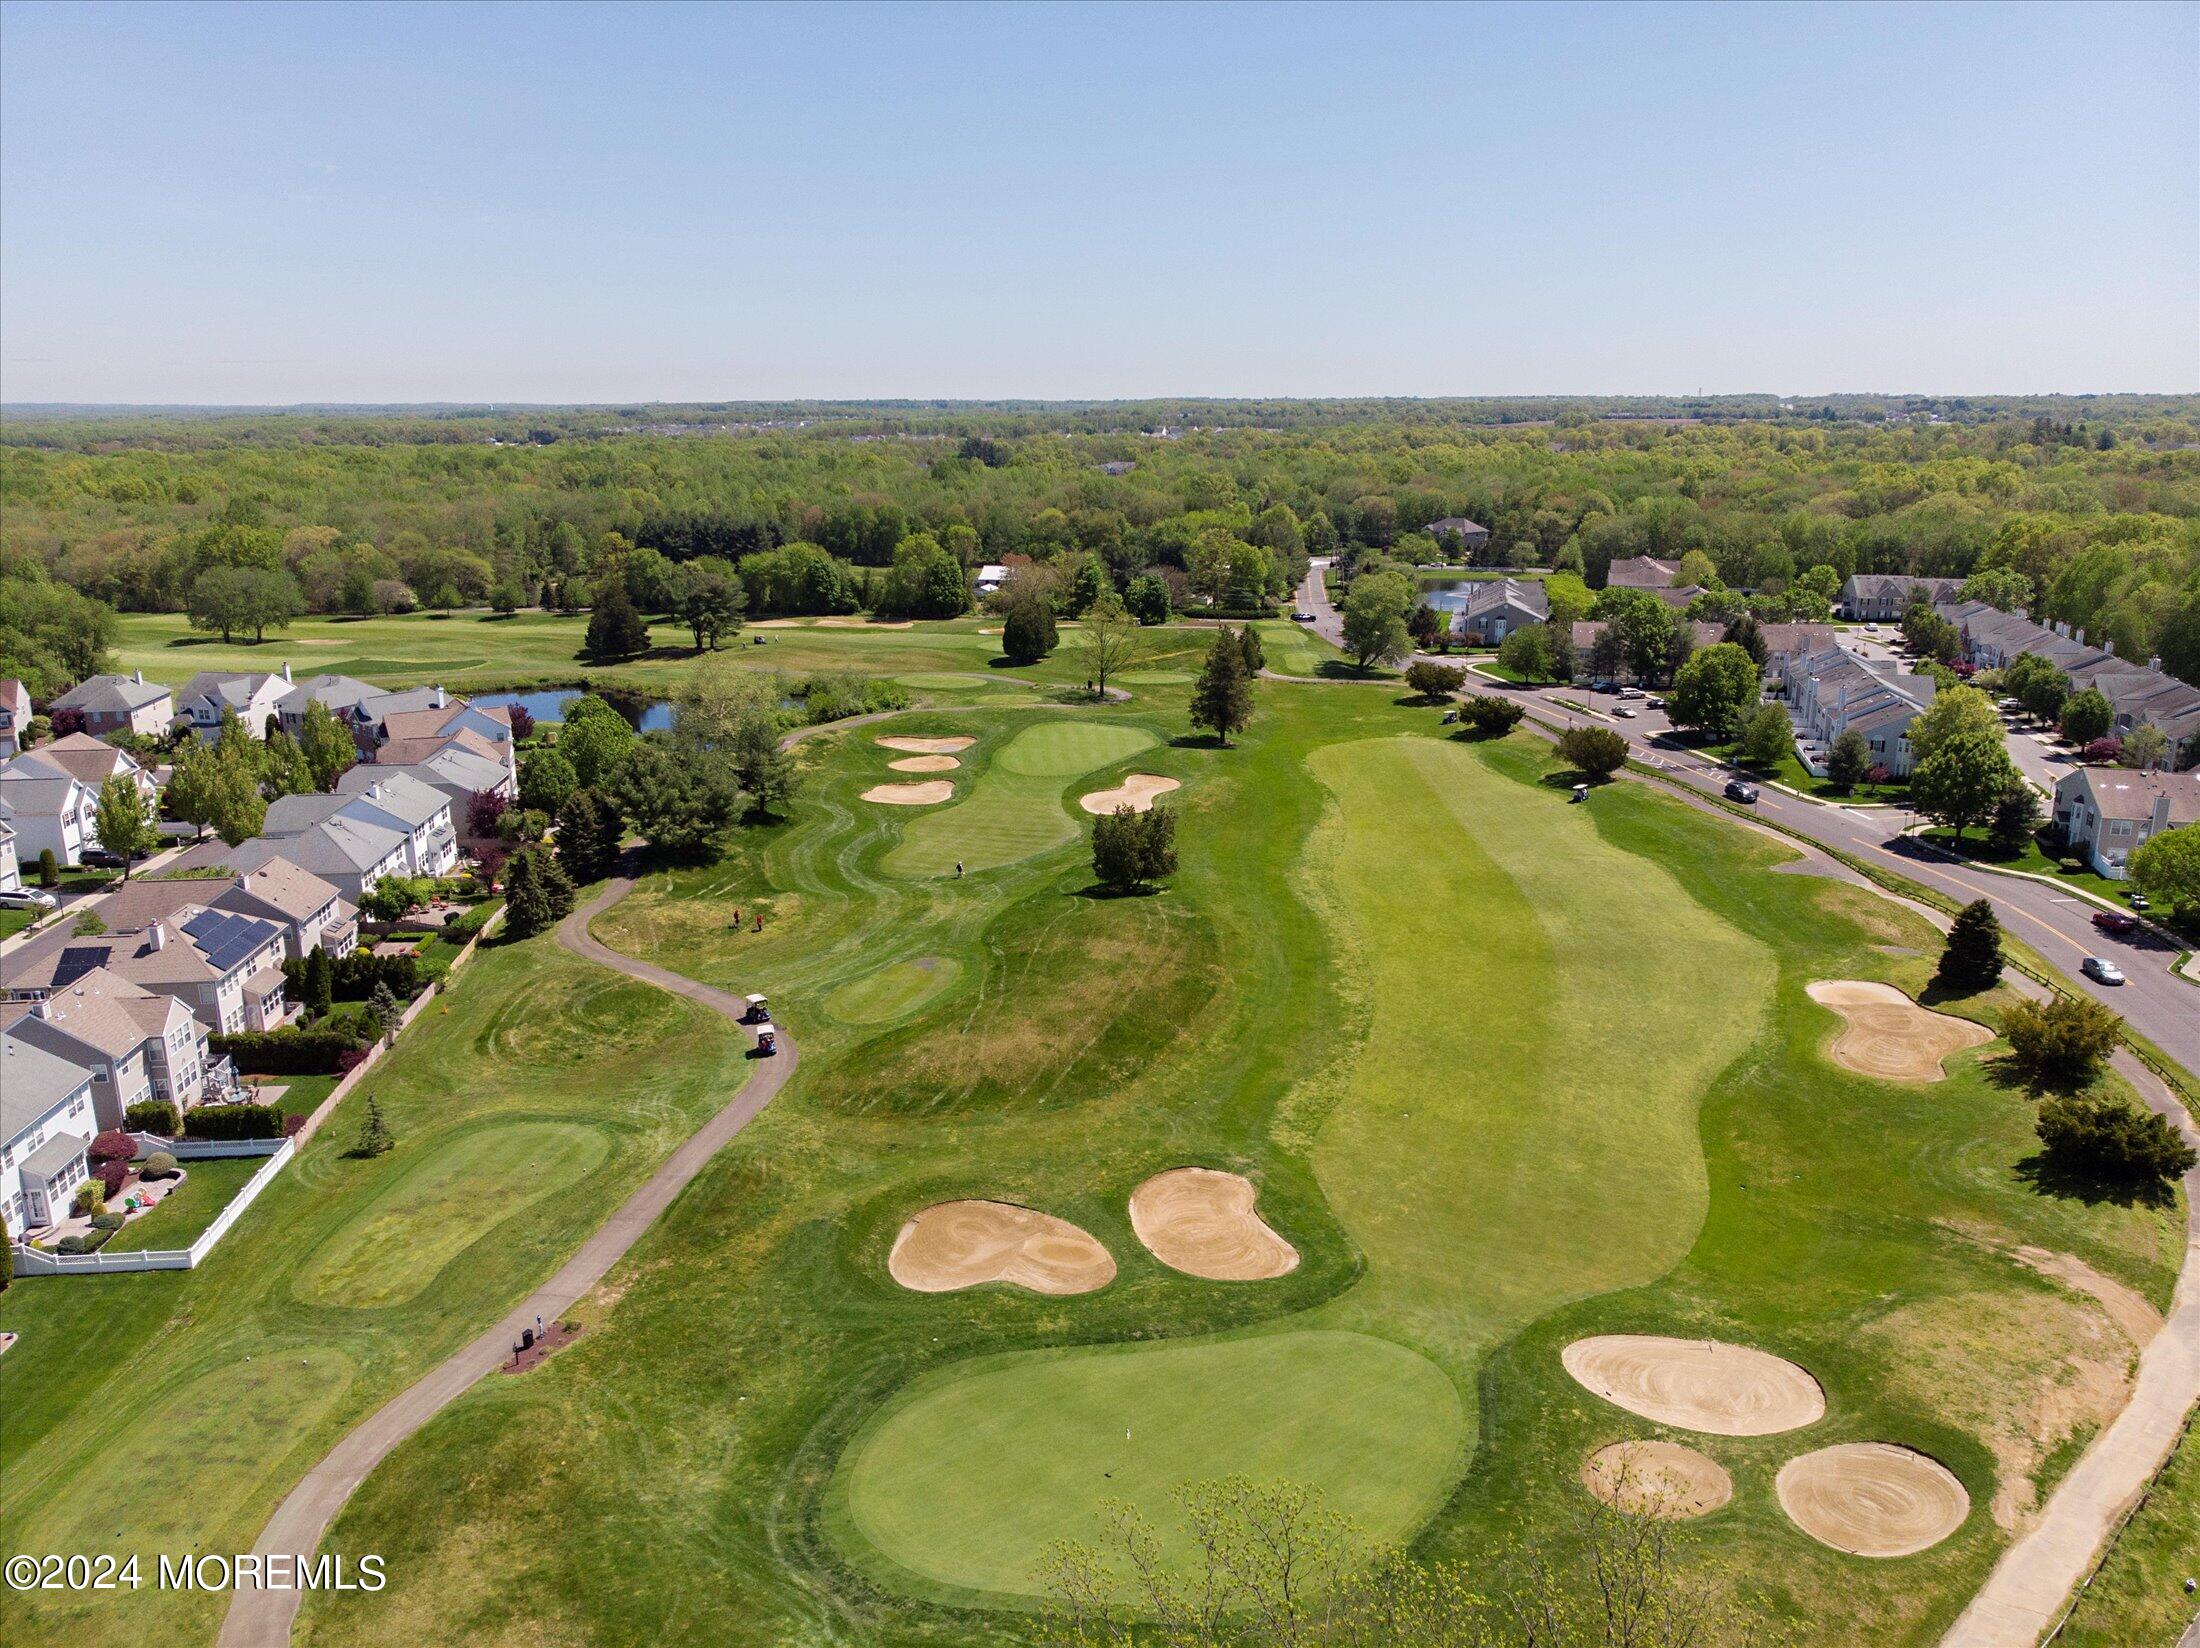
left=1, top=0, right=2192, bottom=402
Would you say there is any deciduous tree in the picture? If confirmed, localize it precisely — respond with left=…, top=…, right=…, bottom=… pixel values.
left=1668, top=642, right=1759, bottom=739
left=94, top=775, right=155, bottom=878
left=1912, top=731, right=2014, bottom=842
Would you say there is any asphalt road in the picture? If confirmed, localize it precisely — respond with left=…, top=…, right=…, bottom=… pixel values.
left=1293, top=561, right=2199, bottom=1084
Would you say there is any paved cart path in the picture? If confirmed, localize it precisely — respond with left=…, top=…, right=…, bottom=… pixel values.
left=218, top=872, right=793, bottom=1648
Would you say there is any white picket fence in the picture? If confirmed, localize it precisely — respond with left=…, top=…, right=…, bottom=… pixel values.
left=11, top=1139, right=295, bottom=1276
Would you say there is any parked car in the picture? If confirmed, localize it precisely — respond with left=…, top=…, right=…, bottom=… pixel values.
left=2128, top=893, right=2150, bottom=911
left=1724, top=779, right=1760, bottom=804
left=1646, top=696, right=1665, bottom=710
left=2091, top=910, right=2139, bottom=935
left=1293, top=611, right=1314, bottom=622
left=2081, top=956, right=2126, bottom=985
left=1618, top=686, right=1645, bottom=700
left=0, top=887, right=59, bottom=911
left=79, top=846, right=149, bottom=869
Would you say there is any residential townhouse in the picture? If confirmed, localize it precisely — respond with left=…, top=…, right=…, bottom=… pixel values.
left=0, top=764, right=97, bottom=867
left=98, top=858, right=357, bottom=964
left=1838, top=575, right=1963, bottom=621
left=1426, top=517, right=1492, bottom=556
left=329, top=770, right=458, bottom=875
left=0, top=814, right=20, bottom=893
left=273, top=672, right=383, bottom=741
left=1605, top=556, right=1682, bottom=590
left=1755, top=624, right=1839, bottom=666
left=49, top=670, right=176, bottom=740
left=2, top=1029, right=99, bottom=1239
left=10, top=731, right=160, bottom=804
left=1, top=904, right=295, bottom=1036
left=0, top=678, right=31, bottom=758
left=1567, top=619, right=1723, bottom=682
left=1437, top=578, right=1549, bottom=645
left=365, top=730, right=516, bottom=826
left=1939, top=601, right=2200, bottom=764
left=2, top=966, right=218, bottom=1129
left=179, top=663, right=295, bottom=741
left=184, top=811, right=409, bottom=905
left=2050, top=767, right=2200, bottom=881
left=1779, top=645, right=1938, bottom=777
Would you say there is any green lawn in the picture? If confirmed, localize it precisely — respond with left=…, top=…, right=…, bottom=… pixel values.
left=283, top=685, right=2181, bottom=1648
left=117, top=1156, right=260, bottom=1248
left=0, top=934, right=749, bottom=1645
left=2059, top=1423, right=2200, bottom=1646
left=1705, top=735, right=1907, bottom=801
left=1915, top=826, right=2126, bottom=903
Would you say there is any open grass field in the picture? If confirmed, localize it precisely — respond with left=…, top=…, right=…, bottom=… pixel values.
left=882, top=719, right=1158, bottom=878
left=2058, top=1416, right=2200, bottom=1646
left=107, top=607, right=1222, bottom=704
left=0, top=939, right=749, bottom=1646
left=253, top=679, right=2185, bottom=1648
left=115, top=1154, right=260, bottom=1248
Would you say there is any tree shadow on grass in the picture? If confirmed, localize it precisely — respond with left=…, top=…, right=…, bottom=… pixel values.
left=2014, top=1149, right=2175, bottom=1210
left=1915, top=975, right=1989, bottom=1010
left=1168, top=732, right=1228, bottom=750
left=1070, top=881, right=1166, bottom=901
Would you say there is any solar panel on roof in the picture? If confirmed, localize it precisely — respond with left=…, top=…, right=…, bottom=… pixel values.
left=181, top=908, right=273, bottom=973
left=52, top=945, right=112, bottom=988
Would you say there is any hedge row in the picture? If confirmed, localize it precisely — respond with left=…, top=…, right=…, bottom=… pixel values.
left=125, top=1099, right=180, bottom=1135
left=211, top=1028, right=367, bottom=1075
left=182, top=1102, right=286, bottom=1141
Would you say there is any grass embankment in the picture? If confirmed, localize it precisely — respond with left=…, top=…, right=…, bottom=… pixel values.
left=294, top=686, right=2180, bottom=1648
left=1914, top=826, right=2125, bottom=903
left=0, top=937, right=750, bottom=1646
left=2059, top=1420, right=2200, bottom=1646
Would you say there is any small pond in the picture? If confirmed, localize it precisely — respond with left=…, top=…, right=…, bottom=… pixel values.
left=474, top=688, right=674, bottom=733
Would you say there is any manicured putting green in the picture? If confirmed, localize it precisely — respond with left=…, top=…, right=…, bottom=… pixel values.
left=295, top=1121, right=610, bottom=1309
left=841, top=1330, right=1461, bottom=1599
left=991, top=720, right=1155, bottom=777
left=825, top=956, right=961, bottom=1024
left=884, top=721, right=1158, bottom=877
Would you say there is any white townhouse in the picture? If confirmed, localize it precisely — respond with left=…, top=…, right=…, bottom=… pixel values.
left=0, top=814, right=20, bottom=893
left=179, top=663, right=295, bottom=741
left=0, top=763, right=97, bottom=867
left=12, top=731, right=160, bottom=805
left=1440, top=578, right=1550, bottom=646
left=2, top=1028, right=98, bottom=1239
left=3, top=965, right=217, bottom=1129
left=365, top=730, right=516, bottom=826
left=1778, top=644, right=1938, bottom=778
left=0, top=678, right=32, bottom=758
left=273, top=672, right=383, bottom=740
left=2051, top=768, right=2200, bottom=881
left=207, top=812, right=409, bottom=905
left=49, top=670, right=177, bottom=740
left=329, top=771, right=458, bottom=876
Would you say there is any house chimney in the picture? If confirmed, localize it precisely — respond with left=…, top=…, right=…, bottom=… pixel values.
left=281, top=661, right=292, bottom=683
left=147, top=920, right=166, bottom=952
left=132, top=669, right=144, bottom=684
left=432, top=685, right=446, bottom=709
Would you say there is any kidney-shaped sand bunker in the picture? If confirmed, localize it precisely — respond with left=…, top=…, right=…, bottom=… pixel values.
left=1562, top=1335, right=1825, bottom=1436
left=888, top=1200, right=1115, bottom=1295
left=1080, top=774, right=1181, bottom=815
left=1804, top=980, right=1993, bottom=1083
left=876, top=735, right=976, bottom=755
left=1129, top=1167, right=1298, bottom=1280
left=862, top=781, right=955, bottom=806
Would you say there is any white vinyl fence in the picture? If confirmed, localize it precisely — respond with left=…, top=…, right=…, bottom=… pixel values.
left=11, top=1139, right=294, bottom=1276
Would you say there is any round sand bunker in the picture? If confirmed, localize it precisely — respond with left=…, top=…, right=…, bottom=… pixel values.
left=888, top=1201, right=1116, bottom=1295
left=1581, top=1440, right=1733, bottom=1519
left=1128, top=1168, right=1298, bottom=1281
left=1776, top=1443, right=1969, bottom=1557
left=888, top=754, right=961, bottom=773
left=876, top=735, right=976, bottom=755
left=1080, top=774, right=1181, bottom=815
left=862, top=781, right=954, bottom=806
left=1804, top=980, right=1993, bottom=1083
left=1562, top=1336, right=1825, bottom=1436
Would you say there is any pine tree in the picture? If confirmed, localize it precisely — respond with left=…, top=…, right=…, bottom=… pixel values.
left=305, top=946, right=334, bottom=1017
left=584, top=582, right=650, bottom=661
left=1190, top=627, right=1255, bottom=745
left=1936, top=899, right=2004, bottom=992
left=504, top=843, right=577, bottom=937
left=729, top=715, right=799, bottom=817
left=556, top=788, right=621, bottom=884
left=1236, top=623, right=1265, bottom=676
left=368, top=980, right=403, bottom=1046
left=354, top=1094, right=394, bottom=1158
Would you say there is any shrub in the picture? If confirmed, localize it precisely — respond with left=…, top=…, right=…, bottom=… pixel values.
left=2038, top=1093, right=2197, bottom=1190
left=333, top=948, right=420, bottom=1000
left=2002, top=996, right=2123, bottom=1089
left=72, top=1180, right=104, bottom=1218
left=141, top=1151, right=180, bottom=1180
left=211, top=1028, right=366, bottom=1075
left=282, top=1112, right=308, bottom=1138
left=1403, top=660, right=1467, bottom=702
left=1556, top=725, right=1628, bottom=778
left=87, top=1128, right=138, bottom=1164
left=1457, top=695, right=1525, bottom=737
left=94, top=1160, right=129, bottom=1198
left=126, top=1099, right=181, bottom=1135
left=91, top=1212, right=126, bottom=1233
left=182, top=1102, right=286, bottom=1141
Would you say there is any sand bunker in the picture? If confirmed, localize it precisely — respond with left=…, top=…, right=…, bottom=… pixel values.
left=1581, top=1441, right=1734, bottom=1519
left=1079, top=774, right=1182, bottom=815
left=876, top=735, right=976, bottom=755
left=862, top=781, right=955, bottom=805
left=887, top=1200, right=1116, bottom=1295
left=1776, top=1443, right=1969, bottom=1557
left=1804, top=980, right=1993, bottom=1083
left=1562, top=1336, right=1826, bottom=1436
left=817, top=616, right=912, bottom=628
left=889, top=754, right=961, bottom=773
left=1128, top=1168, right=1298, bottom=1281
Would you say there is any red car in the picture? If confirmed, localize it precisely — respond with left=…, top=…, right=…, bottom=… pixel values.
left=2091, top=910, right=2139, bottom=934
